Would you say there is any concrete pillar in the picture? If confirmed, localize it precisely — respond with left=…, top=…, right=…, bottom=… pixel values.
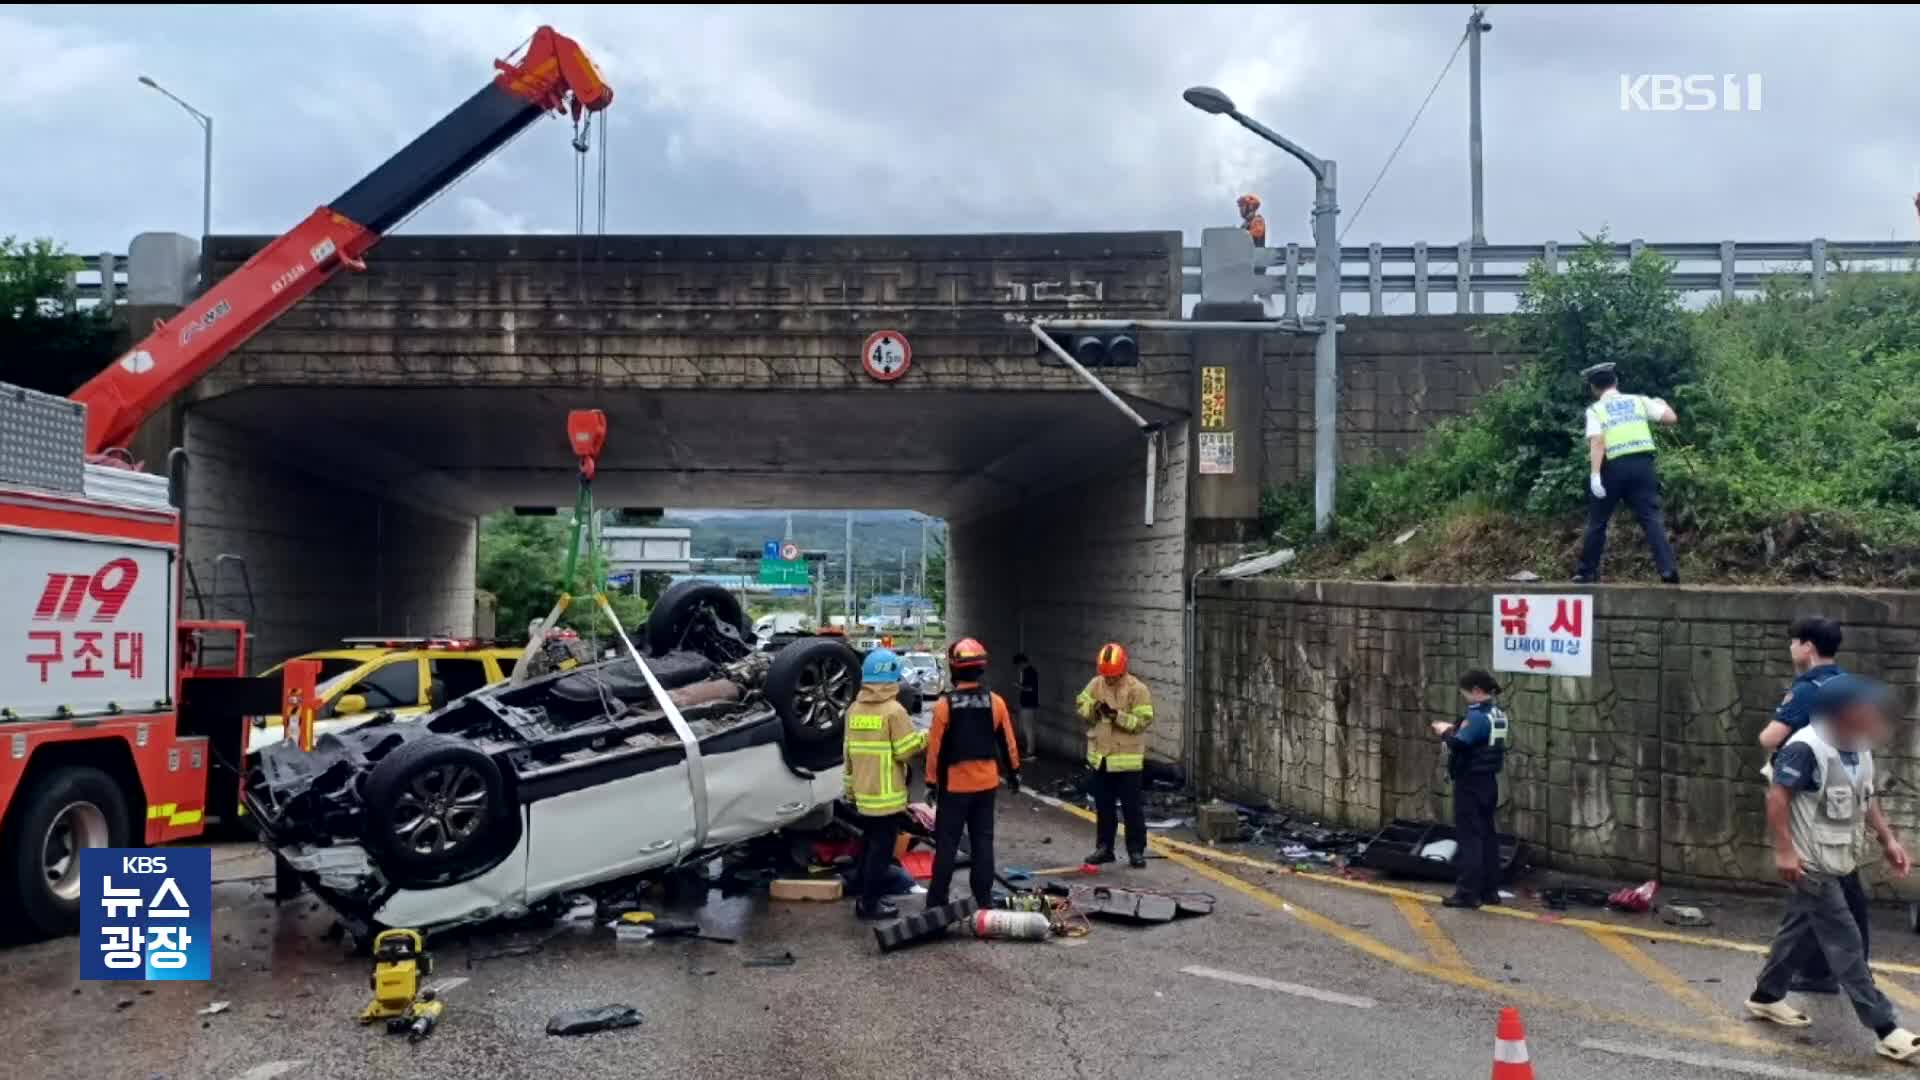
left=181, top=411, right=477, bottom=666
left=1186, top=301, right=1268, bottom=550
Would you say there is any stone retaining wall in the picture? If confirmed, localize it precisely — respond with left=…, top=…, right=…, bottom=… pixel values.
left=1194, top=578, right=1920, bottom=893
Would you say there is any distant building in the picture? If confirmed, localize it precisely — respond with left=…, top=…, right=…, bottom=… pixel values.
left=603, top=526, right=692, bottom=575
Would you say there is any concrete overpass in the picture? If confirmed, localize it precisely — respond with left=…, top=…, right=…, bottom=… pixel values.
left=121, top=229, right=1522, bottom=767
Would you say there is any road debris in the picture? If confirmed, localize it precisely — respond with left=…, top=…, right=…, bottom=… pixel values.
left=770, top=878, right=843, bottom=902
left=197, top=1001, right=231, bottom=1016
left=1608, top=880, right=1659, bottom=914
left=546, top=1005, right=644, bottom=1037
left=743, top=950, right=797, bottom=968
left=1661, top=903, right=1711, bottom=928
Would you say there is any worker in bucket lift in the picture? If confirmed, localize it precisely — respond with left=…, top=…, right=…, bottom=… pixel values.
left=1076, top=643, right=1154, bottom=868
left=1432, top=669, right=1508, bottom=909
left=1745, top=675, right=1920, bottom=1064
left=842, top=648, right=926, bottom=920
left=923, top=638, right=1021, bottom=910
left=1237, top=193, right=1267, bottom=248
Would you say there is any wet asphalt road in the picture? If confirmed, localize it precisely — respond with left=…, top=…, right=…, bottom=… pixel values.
left=4, top=793, right=1920, bottom=1080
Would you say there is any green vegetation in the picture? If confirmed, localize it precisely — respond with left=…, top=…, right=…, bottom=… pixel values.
left=1, top=236, right=120, bottom=395
left=477, top=513, right=648, bottom=640
left=1263, top=236, right=1920, bottom=584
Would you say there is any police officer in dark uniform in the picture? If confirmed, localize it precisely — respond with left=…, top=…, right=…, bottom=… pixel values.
left=1575, top=362, right=1681, bottom=584
left=923, top=638, right=1021, bottom=909
left=1435, top=670, right=1510, bottom=909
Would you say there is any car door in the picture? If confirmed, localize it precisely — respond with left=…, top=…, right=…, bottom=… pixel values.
left=521, top=745, right=695, bottom=898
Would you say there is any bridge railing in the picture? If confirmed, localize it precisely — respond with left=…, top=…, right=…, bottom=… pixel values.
left=1183, top=238, right=1920, bottom=316
left=69, top=253, right=129, bottom=307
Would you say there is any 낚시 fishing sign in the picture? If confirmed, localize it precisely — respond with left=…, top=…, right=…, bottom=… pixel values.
left=1491, top=594, right=1593, bottom=678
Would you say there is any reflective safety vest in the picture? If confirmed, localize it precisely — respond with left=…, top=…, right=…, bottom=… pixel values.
left=843, top=685, right=927, bottom=815
left=1450, top=704, right=1509, bottom=780
left=1589, top=394, right=1656, bottom=460
left=1077, top=673, right=1154, bottom=772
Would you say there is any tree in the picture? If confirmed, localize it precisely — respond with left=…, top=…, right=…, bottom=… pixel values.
left=0, top=237, right=120, bottom=395
left=923, top=533, right=947, bottom=616
left=477, top=512, right=647, bottom=641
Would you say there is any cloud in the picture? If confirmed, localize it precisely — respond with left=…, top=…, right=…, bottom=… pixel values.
left=7, top=5, right=1920, bottom=254
left=0, top=14, right=134, bottom=109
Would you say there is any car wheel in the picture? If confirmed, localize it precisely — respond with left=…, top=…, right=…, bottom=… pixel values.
left=1, top=765, right=130, bottom=939
left=646, top=581, right=753, bottom=662
left=766, top=638, right=861, bottom=767
left=360, top=736, right=515, bottom=888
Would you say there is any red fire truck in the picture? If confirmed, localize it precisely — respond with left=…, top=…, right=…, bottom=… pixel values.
left=0, top=26, right=612, bottom=937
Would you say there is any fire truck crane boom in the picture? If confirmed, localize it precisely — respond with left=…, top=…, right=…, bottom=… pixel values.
left=70, top=25, right=613, bottom=456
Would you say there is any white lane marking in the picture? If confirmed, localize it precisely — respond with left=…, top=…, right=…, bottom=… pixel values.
left=1179, top=965, right=1376, bottom=1009
left=427, top=976, right=468, bottom=995
left=1580, top=1039, right=1859, bottom=1079
left=232, top=1062, right=307, bottom=1080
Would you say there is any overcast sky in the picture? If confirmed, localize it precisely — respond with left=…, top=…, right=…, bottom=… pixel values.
left=5, top=4, right=1918, bottom=255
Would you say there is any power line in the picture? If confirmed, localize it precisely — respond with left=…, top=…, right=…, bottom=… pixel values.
left=1341, top=28, right=1470, bottom=241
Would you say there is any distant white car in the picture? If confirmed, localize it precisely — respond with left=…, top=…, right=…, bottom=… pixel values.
left=899, top=651, right=944, bottom=696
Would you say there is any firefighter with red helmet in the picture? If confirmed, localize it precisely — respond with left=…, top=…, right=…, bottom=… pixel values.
left=1076, top=643, right=1155, bottom=867
left=1237, top=193, right=1267, bottom=248
left=924, top=637, right=1021, bottom=909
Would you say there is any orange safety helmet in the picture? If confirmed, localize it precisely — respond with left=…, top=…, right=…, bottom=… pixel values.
left=948, top=637, right=989, bottom=672
left=1097, top=642, right=1129, bottom=678
left=1236, top=193, right=1261, bottom=214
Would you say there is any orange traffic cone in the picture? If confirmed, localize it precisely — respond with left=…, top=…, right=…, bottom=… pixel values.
left=1491, top=1007, right=1534, bottom=1080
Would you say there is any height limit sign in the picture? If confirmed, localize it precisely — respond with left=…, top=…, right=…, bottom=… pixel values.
left=1491, top=593, right=1592, bottom=678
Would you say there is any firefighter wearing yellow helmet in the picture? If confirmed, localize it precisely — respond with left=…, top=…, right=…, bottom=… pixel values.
left=1076, top=643, right=1154, bottom=867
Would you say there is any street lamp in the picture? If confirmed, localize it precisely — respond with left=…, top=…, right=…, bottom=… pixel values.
left=1183, top=85, right=1341, bottom=533
left=138, top=75, right=213, bottom=244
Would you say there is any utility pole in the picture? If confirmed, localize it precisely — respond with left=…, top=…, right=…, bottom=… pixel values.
left=843, top=512, right=854, bottom=628
left=899, top=547, right=907, bottom=595
left=1467, top=4, right=1491, bottom=314
left=918, top=515, right=929, bottom=628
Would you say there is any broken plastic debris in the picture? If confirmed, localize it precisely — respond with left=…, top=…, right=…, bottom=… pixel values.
left=1661, top=904, right=1712, bottom=928
left=1145, top=818, right=1185, bottom=830
left=1507, top=570, right=1542, bottom=582
left=743, top=950, right=797, bottom=968
left=1393, top=527, right=1419, bottom=546
left=546, top=1005, right=643, bottom=1037
left=196, top=1001, right=230, bottom=1016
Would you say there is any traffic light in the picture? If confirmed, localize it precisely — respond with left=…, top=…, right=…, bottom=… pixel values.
left=1037, top=330, right=1138, bottom=368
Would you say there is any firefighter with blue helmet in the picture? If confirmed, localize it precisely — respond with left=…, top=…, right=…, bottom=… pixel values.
left=843, top=648, right=926, bottom=920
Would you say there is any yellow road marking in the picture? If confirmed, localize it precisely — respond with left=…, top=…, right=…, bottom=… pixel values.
left=1583, top=926, right=1738, bottom=1030
left=1394, top=896, right=1473, bottom=975
left=1878, top=974, right=1920, bottom=1015
left=1024, top=792, right=1856, bottom=1063
left=1026, top=797, right=1920, bottom=979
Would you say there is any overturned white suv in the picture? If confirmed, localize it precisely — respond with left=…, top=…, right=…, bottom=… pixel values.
left=243, top=583, right=861, bottom=935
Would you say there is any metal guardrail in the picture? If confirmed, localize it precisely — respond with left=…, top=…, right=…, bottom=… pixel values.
left=69, top=253, right=129, bottom=306
left=1182, top=239, right=1920, bottom=316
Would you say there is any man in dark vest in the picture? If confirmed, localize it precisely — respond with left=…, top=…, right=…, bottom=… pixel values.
left=1434, top=669, right=1510, bottom=909
left=923, top=637, right=1021, bottom=909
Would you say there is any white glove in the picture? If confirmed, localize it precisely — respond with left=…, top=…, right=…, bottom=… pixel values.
left=1588, top=473, right=1606, bottom=499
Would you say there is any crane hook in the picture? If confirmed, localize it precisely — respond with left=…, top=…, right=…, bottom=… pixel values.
left=571, top=113, right=593, bottom=154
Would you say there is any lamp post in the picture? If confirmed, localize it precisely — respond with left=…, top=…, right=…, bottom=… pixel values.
left=137, top=75, right=213, bottom=243
left=1183, top=86, right=1341, bottom=532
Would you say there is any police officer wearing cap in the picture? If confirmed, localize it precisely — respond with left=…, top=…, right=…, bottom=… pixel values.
left=1575, top=362, right=1681, bottom=584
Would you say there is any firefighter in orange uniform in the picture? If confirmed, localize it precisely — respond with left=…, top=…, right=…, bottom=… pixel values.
left=1077, top=643, right=1154, bottom=868
left=1238, top=193, right=1267, bottom=248
left=924, top=637, right=1020, bottom=909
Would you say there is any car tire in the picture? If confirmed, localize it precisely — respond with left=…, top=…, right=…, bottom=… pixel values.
left=360, top=736, right=515, bottom=888
left=766, top=637, right=861, bottom=770
left=646, top=581, right=753, bottom=661
left=1, top=765, right=130, bottom=939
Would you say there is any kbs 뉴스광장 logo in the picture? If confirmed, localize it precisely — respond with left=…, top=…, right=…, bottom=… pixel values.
left=80, top=849, right=211, bottom=981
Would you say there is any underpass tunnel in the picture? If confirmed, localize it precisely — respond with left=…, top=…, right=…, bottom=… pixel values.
left=175, top=382, right=1195, bottom=767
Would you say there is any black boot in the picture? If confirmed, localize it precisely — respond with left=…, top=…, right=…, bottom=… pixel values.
left=1442, top=893, right=1481, bottom=909
left=1085, top=848, right=1116, bottom=865
left=855, top=899, right=899, bottom=920
left=1128, top=852, right=1148, bottom=869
